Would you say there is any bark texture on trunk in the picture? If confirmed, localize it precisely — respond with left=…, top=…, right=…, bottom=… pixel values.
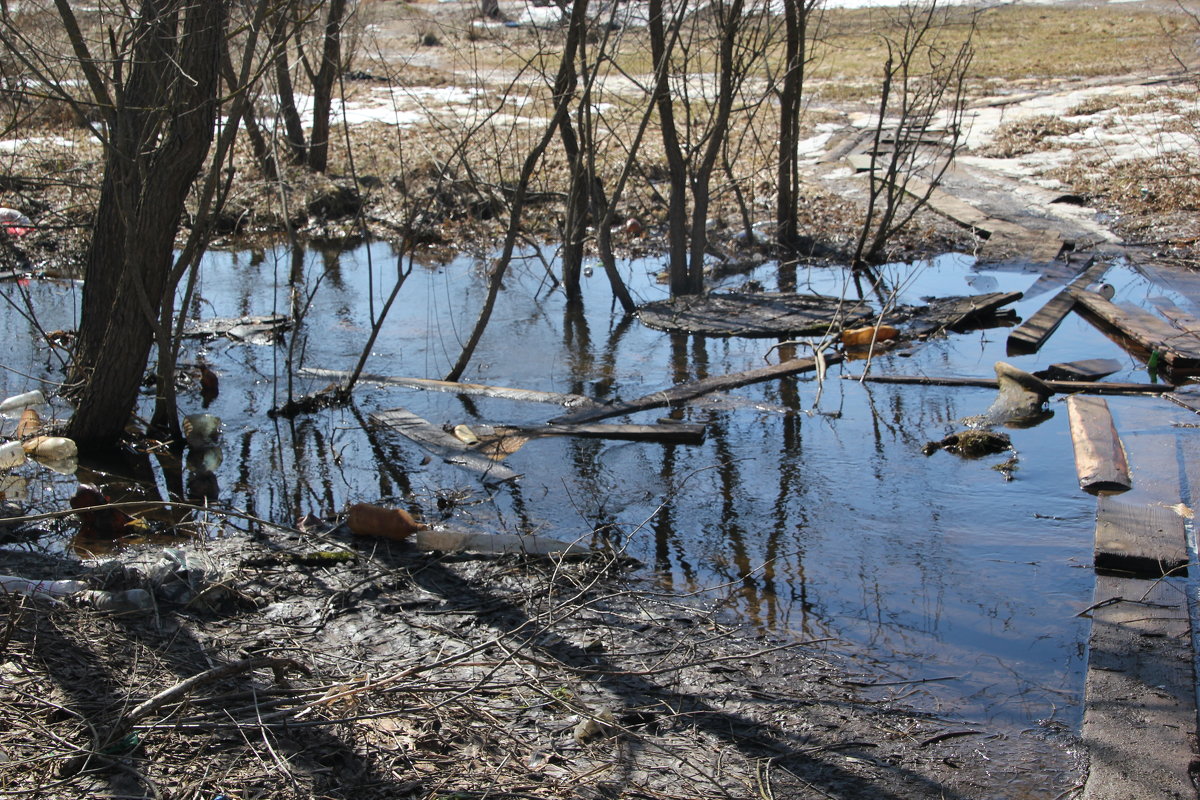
left=68, top=0, right=227, bottom=450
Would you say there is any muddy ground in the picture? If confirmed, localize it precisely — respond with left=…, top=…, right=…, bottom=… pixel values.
left=1, top=0, right=1197, bottom=797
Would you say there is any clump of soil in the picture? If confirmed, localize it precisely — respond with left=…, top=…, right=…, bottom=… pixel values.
left=922, top=429, right=1013, bottom=457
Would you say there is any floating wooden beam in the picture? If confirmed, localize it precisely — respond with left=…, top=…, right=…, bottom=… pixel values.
left=499, top=422, right=706, bottom=445
left=303, top=368, right=595, bottom=408
left=1067, top=396, right=1131, bottom=494
left=549, top=352, right=844, bottom=425
left=1071, top=289, right=1200, bottom=373
left=1082, top=575, right=1197, bottom=800
left=371, top=407, right=518, bottom=486
left=1094, top=495, right=1187, bottom=577
left=840, top=374, right=1171, bottom=395
left=1033, top=358, right=1122, bottom=382
left=1007, top=260, right=1108, bottom=354
left=184, top=313, right=290, bottom=341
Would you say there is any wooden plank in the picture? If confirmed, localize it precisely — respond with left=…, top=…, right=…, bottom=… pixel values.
left=1082, top=575, right=1197, bottom=800
left=1067, top=396, right=1132, bottom=494
left=636, top=292, right=873, bottom=337
left=184, top=314, right=289, bottom=339
left=1007, top=261, right=1109, bottom=354
left=841, top=374, right=1172, bottom=395
left=1071, top=289, right=1200, bottom=371
left=549, top=352, right=844, bottom=425
left=1094, top=495, right=1187, bottom=577
left=500, top=422, right=707, bottom=445
left=370, top=407, right=519, bottom=486
left=1033, top=358, right=1123, bottom=382
left=301, top=368, right=595, bottom=408
left=908, top=291, right=1023, bottom=337
left=1148, top=297, right=1200, bottom=342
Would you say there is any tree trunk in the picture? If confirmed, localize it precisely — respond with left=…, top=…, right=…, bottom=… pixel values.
left=776, top=0, right=810, bottom=248
left=648, top=0, right=690, bottom=298
left=270, top=9, right=308, bottom=165
left=309, top=0, right=348, bottom=173
left=67, top=0, right=227, bottom=450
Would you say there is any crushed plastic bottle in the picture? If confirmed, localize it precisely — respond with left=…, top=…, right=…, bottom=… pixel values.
left=0, top=390, right=44, bottom=413
left=76, top=588, right=153, bottom=613
left=0, top=441, right=25, bottom=470
left=23, top=435, right=78, bottom=460
left=347, top=503, right=426, bottom=541
left=0, top=575, right=87, bottom=597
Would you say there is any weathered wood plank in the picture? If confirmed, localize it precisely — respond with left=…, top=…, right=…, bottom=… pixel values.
left=550, top=352, right=844, bottom=425
left=636, top=292, right=873, bottom=337
left=1082, top=575, right=1197, bottom=800
left=1148, top=297, right=1200, bottom=342
left=501, top=422, right=707, bottom=445
left=1067, top=396, right=1132, bottom=494
left=370, top=407, right=519, bottom=485
left=301, top=368, right=595, bottom=408
left=841, top=374, right=1172, bottom=395
left=1071, top=289, right=1200, bottom=372
left=1033, top=358, right=1123, bottom=382
left=1007, top=261, right=1109, bottom=354
left=1095, top=496, right=1188, bottom=577
left=908, top=291, right=1023, bottom=337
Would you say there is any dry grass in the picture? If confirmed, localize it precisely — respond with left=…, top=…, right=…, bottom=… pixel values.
left=974, top=115, right=1088, bottom=158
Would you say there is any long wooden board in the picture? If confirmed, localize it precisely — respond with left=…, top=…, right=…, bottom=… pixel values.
left=1067, top=396, right=1131, bottom=494
left=501, top=422, right=706, bottom=445
left=841, top=374, right=1171, bottom=395
left=371, top=407, right=519, bottom=485
left=1034, top=358, right=1122, bottom=382
left=549, top=353, right=844, bottom=425
left=1094, top=495, right=1188, bottom=577
left=1071, top=289, right=1200, bottom=372
left=1007, top=260, right=1108, bottom=354
left=1082, top=575, right=1197, bottom=800
left=303, top=368, right=595, bottom=408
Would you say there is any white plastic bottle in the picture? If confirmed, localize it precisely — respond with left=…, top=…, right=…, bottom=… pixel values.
left=0, top=390, right=44, bottom=413
left=0, top=441, right=25, bottom=469
left=23, top=436, right=78, bottom=460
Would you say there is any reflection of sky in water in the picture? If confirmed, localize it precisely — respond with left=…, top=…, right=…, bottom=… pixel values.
left=0, top=247, right=1190, bottom=733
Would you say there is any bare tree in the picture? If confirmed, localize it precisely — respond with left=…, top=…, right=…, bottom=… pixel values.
left=852, top=1, right=975, bottom=266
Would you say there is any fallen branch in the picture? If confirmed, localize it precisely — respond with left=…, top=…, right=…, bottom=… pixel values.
left=841, top=374, right=1172, bottom=395
left=301, top=367, right=595, bottom=408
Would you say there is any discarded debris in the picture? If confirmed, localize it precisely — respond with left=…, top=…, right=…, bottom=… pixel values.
left=1033, top=358, right=1123, bottom=382
left=183, top=313, right=290, bottom=343
left=299, top=368, right=596, bottom=408
left=371, top=406, right=520, bottom=485
left=907, top=290, right=1023, bottom=337
left=1071, top=288, right=1200, bottom=375
left=1007, top=261, right=1108, bottom=354
left=346, top=502, right=426, bottom=541
left=922, top=430, right=1012, bottom=458
left=980, top=362, right=1052, bottom=424
left=841, top=324, right=899, bottom=348
left=637, top=292, right=873, bottom=337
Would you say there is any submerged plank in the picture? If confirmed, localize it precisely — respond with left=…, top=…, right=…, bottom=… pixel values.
left=1033, top=358, right=1123, bottom=382
left=550, top=352, right=844, bottom=425
left=1082, top=575, right=1197, bottom=800
left=1067, top=396, right=1132, bottom=494
left=1071, top=289, right=1200, bottom=372
left=302, top=368, right=595, bottom=408
left=636, top=292, right=872, bottom=337
left=1094, top=495, right=1188, bottom=577
left=908, top=291, right=1023, bottom=337
left=1007, top=260, right=1108, bottom=354
left=371, top=407, right=518, bottom=485
left=841, top=373, right=1171, bottom=395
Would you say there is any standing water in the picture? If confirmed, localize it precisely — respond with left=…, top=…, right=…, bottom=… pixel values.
left=1, top=242, right=1192, bottom=734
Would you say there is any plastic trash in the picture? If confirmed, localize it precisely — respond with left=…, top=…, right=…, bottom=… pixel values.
left=76, top=588, right=153, bottom=613
left=347, top=503, right=425, bottom=541
left=0, top=390, right=44, bottom=413
left=0, top=441, right=25, bottom=470
left=23, top=435, right=77, bottom=460
left=183, top=414, right=221, bottom=447
left=0, top=575, right=87, bottom=597
left=841, top=325, right=899, bottom=348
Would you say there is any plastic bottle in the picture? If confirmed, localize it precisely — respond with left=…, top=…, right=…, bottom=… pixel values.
left=0, top=575, right=88, bottom=597
left=841, top=325, right=899, bottom=348
left=23, top=436, right=78, bottom=460
left=346, top=503, right=425, bottom=541
left=77, top=588, right=153, bottom=613
left=183, top=414, right=221, bottom=448
left=0, top=441, right=25, bottom=469
left=0, top=390, right=44, bottom=413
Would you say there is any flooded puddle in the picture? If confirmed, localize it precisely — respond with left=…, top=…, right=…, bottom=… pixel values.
left=1, top=243, right=1194, bottom=734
